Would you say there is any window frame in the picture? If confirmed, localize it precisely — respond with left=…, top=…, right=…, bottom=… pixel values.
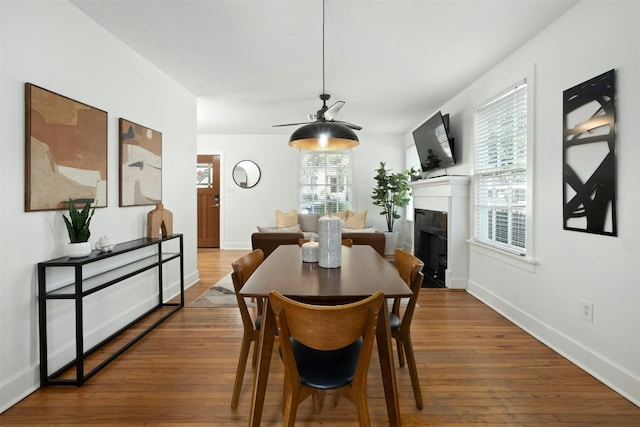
left=298, top=150, right=353, bottom=215
left=471, top=75, right=535, bottom=266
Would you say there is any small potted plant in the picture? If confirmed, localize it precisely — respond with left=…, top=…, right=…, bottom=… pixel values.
left=371, top=162, right=413, bottom=255
left=63, top=199, right=96, bottom=258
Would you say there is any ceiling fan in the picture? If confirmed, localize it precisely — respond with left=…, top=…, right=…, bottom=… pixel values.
left=273, top=93, right=362, bottom=131
left=274, top=0, right=362, bottom=150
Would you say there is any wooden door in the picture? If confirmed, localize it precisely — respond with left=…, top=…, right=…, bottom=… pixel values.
left=197, top=155, right=220, bottom=248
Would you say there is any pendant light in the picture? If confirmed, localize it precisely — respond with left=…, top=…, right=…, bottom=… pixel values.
left=286, top=0, right=360, bottom=150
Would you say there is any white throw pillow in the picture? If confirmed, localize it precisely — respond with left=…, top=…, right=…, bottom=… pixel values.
left=342, top=227, right=376, bottom=233
left=257, top=225, right=301, bottom=233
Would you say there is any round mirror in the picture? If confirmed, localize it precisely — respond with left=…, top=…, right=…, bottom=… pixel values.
left=233, top=160, right=261, bottom=188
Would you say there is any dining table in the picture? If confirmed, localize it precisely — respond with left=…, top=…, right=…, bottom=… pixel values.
left=239, top=243, right=413, bottom=427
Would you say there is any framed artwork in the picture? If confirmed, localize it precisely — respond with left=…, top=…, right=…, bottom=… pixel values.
left=119, top=118, right=162, bottom=206
left=25, top=83, right=108, bottom=211
left=562, top=69, right=617, bottom=236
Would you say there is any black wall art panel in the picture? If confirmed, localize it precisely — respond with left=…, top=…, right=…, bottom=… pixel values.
left=562, top=69, right=617, bottom=236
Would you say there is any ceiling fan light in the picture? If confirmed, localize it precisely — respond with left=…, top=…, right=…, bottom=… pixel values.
left=288, top=122, right=359, bottom=150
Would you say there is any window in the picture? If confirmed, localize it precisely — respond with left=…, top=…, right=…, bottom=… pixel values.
left=474, top=81, right=528, bottom=254
left=299, top=150, right=352, bottom=215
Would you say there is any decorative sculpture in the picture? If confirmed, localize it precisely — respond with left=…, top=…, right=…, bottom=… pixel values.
left=147, top=203, right=173, bottom=238
left=318, top=213, right=341, bottom=268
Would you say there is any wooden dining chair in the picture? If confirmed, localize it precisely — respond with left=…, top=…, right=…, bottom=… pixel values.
left=269, top=290, right=384, bottom=427
left=230, top=248, right=265, bottom=409
left=390, top=249, right=425, bottom=409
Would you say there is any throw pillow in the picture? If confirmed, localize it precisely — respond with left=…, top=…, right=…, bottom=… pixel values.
left=257, top=224, right=301, bottom=233
left=342, top=227, right=376, bottom=233
left=275, top=209, right=298, bottom=228
left=334, top=210, right=351, bottom=222
left=298, top=213, right=320, bottom=233
left=344, top=209, right=367, bottom=229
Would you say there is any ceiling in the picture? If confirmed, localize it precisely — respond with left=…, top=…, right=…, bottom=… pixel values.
left=70, top=0, right=578, bottom=136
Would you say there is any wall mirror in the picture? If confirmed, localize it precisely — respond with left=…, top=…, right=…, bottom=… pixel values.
left=233, top=160, right=261, bottom=188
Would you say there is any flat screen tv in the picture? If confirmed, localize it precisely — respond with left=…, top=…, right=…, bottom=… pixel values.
left=412, top=111, right=455, bottom=173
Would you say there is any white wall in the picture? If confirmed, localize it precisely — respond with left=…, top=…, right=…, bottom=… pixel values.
left=0, top=0, right=198, bottom=411
left=422, top=1, right=639, bottom=405
left=198, top=133, right=405, bottom=248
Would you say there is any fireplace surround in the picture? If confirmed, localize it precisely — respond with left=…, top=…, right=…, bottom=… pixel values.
left=410, top=176, right=470, bottom=289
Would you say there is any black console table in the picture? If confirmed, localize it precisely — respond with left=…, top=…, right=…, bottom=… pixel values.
left=38, top=234, right=184, bottom=386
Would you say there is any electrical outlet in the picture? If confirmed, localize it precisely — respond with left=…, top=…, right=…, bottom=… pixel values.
left=581, top=300, right=594, bottom=323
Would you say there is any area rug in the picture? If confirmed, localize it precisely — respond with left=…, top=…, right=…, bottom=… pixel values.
left=189, top=273, right=257, bottom=308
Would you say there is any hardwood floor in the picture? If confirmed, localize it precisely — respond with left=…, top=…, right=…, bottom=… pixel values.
left=2, top=248, right=639, bottom=426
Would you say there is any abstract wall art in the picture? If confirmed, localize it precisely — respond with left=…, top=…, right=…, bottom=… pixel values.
left=562, top=69, right=617, bottom=236
left=119, top=118, right=162, bottom=206
left=25, top=83, right=108, bottom=211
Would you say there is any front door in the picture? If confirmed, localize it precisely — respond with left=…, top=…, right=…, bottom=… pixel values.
left=197, top=154, right=220, bottom=248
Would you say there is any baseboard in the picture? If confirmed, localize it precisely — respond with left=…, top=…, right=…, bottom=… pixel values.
left=467, top=279, right=640, bottom=407
left=0, top=276, right=196, bottom=414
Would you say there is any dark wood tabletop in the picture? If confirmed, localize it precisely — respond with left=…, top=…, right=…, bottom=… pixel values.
left=240, top=244, right=412, bottom=300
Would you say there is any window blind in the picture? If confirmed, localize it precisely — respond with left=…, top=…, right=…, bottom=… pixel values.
left=474, top=81, right=527, bottom=252
left=299, top=150, right=352, bottom=215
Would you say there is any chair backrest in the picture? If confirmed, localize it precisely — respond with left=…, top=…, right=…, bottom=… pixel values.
left=231, top=249, right=264, bottom=330
left=393, top=249, right=424, bottom=325
left=269, top=291, right=384, bottom=384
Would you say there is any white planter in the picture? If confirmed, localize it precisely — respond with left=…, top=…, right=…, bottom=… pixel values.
left=383, top=231, right=399, bottom=256
left=66, top=242, right=91, bottom=258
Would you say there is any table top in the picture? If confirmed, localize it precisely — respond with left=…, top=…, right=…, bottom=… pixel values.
left=240, top=244, right=412, bottom=300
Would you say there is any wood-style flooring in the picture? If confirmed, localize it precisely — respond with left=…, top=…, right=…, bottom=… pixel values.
left=1, top=248, right=639, bottom=426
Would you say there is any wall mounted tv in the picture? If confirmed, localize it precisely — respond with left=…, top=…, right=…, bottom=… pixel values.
left=412, top=110, right=455, bottom=173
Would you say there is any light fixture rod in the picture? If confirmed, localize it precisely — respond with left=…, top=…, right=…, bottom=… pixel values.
left=322, top=0, right=326, bottom=105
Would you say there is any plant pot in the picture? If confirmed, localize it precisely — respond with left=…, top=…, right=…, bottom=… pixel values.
left=66, top=242, right=91, bottom=258
left=383, top=230, right=399, bottom=256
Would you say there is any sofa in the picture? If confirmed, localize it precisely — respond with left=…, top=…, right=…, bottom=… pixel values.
left=252, top=211, right=385, bottom=258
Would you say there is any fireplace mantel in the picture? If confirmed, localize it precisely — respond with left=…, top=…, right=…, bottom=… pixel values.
left=410, top=176, right=470, bottom=289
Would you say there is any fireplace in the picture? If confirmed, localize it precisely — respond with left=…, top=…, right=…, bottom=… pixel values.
left=414, top=209, right=448, bottom=288
left=410, top=176, right=470, bottom=289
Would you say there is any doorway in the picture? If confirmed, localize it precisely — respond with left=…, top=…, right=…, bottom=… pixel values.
left=197, top=154, right=220, bottom=248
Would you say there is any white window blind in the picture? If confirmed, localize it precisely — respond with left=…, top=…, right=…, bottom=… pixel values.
left=299, top=150, right=352, bottom=215
left=474, top=81, right=527, bottom=253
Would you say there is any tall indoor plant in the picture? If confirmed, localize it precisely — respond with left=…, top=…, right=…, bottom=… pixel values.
left=63, top=199, right=96, bottom=257
left=372, top=162, right=415, bottom=255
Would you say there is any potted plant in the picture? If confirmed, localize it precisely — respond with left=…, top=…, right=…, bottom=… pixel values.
left=63, top=199, right=96, bottom=258
left=372, top=162, right=413, bottom=255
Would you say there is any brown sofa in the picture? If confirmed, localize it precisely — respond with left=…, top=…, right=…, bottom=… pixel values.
left=251, top=231, right=385, bottom=258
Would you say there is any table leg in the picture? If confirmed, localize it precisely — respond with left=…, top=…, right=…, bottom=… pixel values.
left=248, top=298, right=276, bottom=426
left=377, top=301, right=402, bottom=427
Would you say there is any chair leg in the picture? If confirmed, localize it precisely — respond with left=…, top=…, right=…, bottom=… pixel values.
left=395, top=335, right=406, bottom=367
left=402, top=333, right=423, bottom=409
left=231, top=333, right=252, bottom=408
left=332, top=389, right=342, bottom=407
left=312, top=390, right=325, bottom=414
left=282, top=385, right=298, bottom=427
left=353, top=388, right=371, bottom=426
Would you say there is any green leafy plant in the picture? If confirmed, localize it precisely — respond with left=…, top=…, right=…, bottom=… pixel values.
left=371, top=162, right=413, bottom=232
left=62, top=199, right=96, bottom=243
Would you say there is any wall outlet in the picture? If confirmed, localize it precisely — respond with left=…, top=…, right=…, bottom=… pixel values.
left=581, top=300, right=594, bottom=323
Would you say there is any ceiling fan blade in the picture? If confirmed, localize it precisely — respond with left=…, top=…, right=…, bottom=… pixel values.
left=324, top=101, right=345, bottom=121
left=272, top=122, right=313, bottom=127
left=332, top=120, right=362, bottom=131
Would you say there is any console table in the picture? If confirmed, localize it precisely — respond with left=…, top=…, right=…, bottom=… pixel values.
left=38, top=234, right=184, bottom=386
